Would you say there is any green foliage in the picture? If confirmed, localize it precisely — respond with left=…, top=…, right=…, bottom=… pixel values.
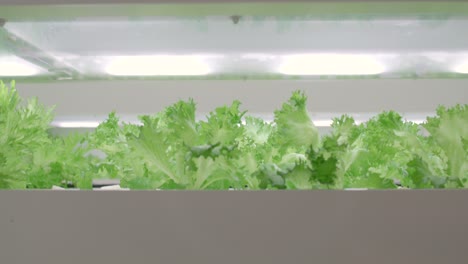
left=1, top=80, right=466, bottom=190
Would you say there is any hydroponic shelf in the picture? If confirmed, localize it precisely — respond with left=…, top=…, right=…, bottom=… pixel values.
left=1, top=0, right=468, bottom=263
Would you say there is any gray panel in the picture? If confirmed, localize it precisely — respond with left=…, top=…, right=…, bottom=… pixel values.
left=1, top=190, right=468, bottom=264
left=0, top=0, right=463, bottom=5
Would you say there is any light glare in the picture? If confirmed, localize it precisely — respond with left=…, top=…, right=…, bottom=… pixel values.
left=454, top=61, right=468, bottom=74
left=0, top=57, right=42, bottom=76
left=278, top=54, right=385, bottom=75
left=52, top=121, right=101, bottom=128
left=105, top=55, right=211, bottom=76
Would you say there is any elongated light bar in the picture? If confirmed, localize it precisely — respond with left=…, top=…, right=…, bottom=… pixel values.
left=105, top=55, right=211, bottom=76
left=453, top=61, right=468, bottom=74
left=50, top=119, right=426, bottom=129
left=51, top=121, right=101, bottom=128
left=278, top=54, right=385, bottom=75
left=0, top=56, right=42, bottom=76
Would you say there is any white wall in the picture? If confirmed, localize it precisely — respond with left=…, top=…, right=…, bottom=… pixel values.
left=15, top=79, right=467, bottom=135
left=16, top=79, right=467, bottom=115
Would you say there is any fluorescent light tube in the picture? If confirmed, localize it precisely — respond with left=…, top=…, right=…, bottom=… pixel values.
left=0, top=56, right=42, bottom=76
left=51, top=121, right=100, bottom=128
left=313, top=120, right=334, bottom=127
left=278, top=54, right=385, bottom=75
left=105, top=55, right=211, bottom=76
left=453, top=61, right=468, bottom=74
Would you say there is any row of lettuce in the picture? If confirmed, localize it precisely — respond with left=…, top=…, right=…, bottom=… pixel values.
left=0, top=81, right=467, bottom=190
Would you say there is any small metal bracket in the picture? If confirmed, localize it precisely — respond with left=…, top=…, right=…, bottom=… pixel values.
left=0, top=26, right=82, bottom=79
left=230, top=15, right=242, bottom=25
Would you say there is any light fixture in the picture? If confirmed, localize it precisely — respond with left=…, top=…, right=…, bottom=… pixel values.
left=51, top=121, right=101, bottom=128
left=410, top=119, right=426, bottom=124
left=313, top=120, right=334, bottom=127
left=453, top=61, right=468, bottom=74
left=0, top=56, right=42, bottom=76
left=278, top=53, right=385, bottom=75
left=105, top=55, right=211, bottom=76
